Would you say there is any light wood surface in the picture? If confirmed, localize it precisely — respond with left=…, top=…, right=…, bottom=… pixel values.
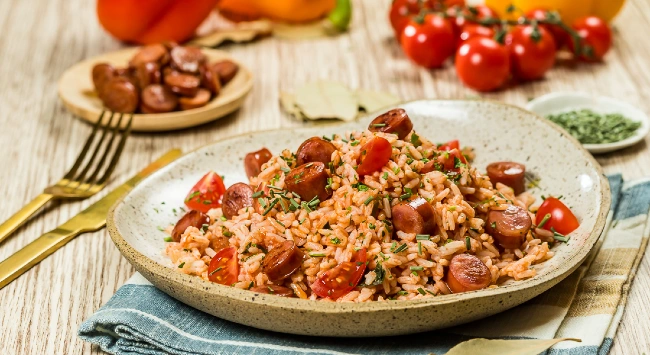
left=0, top=0, right=649, bottom=353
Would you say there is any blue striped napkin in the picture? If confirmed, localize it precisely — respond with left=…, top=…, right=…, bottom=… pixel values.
left=79, top=174, right=650, bottom=355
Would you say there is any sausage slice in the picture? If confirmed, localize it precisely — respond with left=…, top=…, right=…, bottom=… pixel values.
left=141, top=84, right=178, bottom=113
left=244, top=148, right=273, bottom=179
left=262, top=240, right=304, bottom=282
left=179, top=89, right=212, bottom=110
left=129, top=44, right=169, bottom=67
left=164, top=72, right=201, bottom=97
left=101, top=77, right=139, bottom=113
left=92, top=63, right=115, bottom=96
left=222, top=183, right=254, bottom=219
left=171, top=210, right=210, bottom=242
left=285, top=162, right=331, bottom=203
left=250, top=285, right=296, bottom=297
left=446, top=254, right=491, bottom=293
left=368, top=108, right=413, bottom=140
left=486, top=162, right=526, bottom=195
left=200, top=64, right=222, bottom=95
left=391, top=197, right=436, bottom=235
left=295, top=137, right=336, bottom=166
left=170, top=46, right=206, bottom=74
left=135, top=62, right=161, bottom=89
left=485, top=205, right=532, bottom=249
left=211, top=60, right=239, bottom=85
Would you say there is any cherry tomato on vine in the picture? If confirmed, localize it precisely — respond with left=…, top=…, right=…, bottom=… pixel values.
left=389, top=0, right=421, bottom=39
left=569, top=16, right=612, bottom=62
left=455, top=37, right=510, bottom=91
left=507, top=25, right=557, bottom=81
left=208, top=247, right=239, bottom=285
left=525, top=8, right=570, bottom=49
left=446, top=5, right=499, bottom=37
left=536, top=197, right=580, bottom=235
left=357, top=137, right=392, bottom=176
left=311, top=248, right=367, bottom=299
left=401, top=14, right=455, bottom=68
left=458, top=24, right=495, bottom=46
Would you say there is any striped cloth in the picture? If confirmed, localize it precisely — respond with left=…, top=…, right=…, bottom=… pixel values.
left=79, top=174, right=650, bottom=355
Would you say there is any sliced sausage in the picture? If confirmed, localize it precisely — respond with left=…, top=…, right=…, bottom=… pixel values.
left=295, top=137, right=336, bottom=166
left=262, top=240, right=304, bottom=282
left=170, top=46, right=206, bottom=74
left=101, top=77, right=139, bottom=113
left=129, top=44, right=169, bottom=67
left=446, top=254, right=491, bottom=293
left=179, top=88, right=212, bottom=110
left=222, top=183, right=254, bottom=219
left=250, top=285, right=296, bottom=297
left=92, top=63, right=115, bottom=96
left=200, top=63, right=222, bottom=95
left=285, top=162, right=331, bottom=203
left=485, top=205, right=532, bottom=249
left=368, top=108, right=413, bottom=140
left=115, top=67, right=130, bottom=77
left=164, top=72, right=200, bottom=97
left=211, top=60, right=239, bottom=85
left=244, top=148, right=273, bottom=179
left=135, top=62, right=161, bottom=89
left=391, top=197, right=436, bottom=235
left=171, top=210, right=210, bottom=242
left=141, top=84, right=178, bottom=113
left=486, top=162, right=526, bottom=195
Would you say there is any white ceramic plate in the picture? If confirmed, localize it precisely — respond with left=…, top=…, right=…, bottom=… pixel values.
left=107, top=100, right=610, bottom=336
left=526, top=92, right=650, bottom=154
left=58, top=47, right=254, bottom=132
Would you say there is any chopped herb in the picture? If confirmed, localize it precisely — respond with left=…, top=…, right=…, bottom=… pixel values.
left=220, top=216, right=227, bottom=221
left=276, top=220, right=286, bottom=228
left=248, top=281, right=254, bottom=289
left=292, top=191, right=301, bottom=199
left=357, top=184, right=369, bottom=191
left=551, top=227, right=570, bottom=243
left=379, top=252, right=388, bottom=260
left=185, top=191, right=200, bottom=202
left=416, top=234, right=430, bottom=240
left=163, top=237, right=173, bottom=242
left=209, top=266, right=222, bottom=276
left=382, top=172, right=389, bottom=180
left=397, top=290, right=409, bottom=296
left=465, top=236, right=471, bottom=250
left=421, top=158, right=430, bottom=163
left=394, top=243, right=408, bottom=253
left=301, top=201, right=313, bottom=213
left=183, top=248, right=191, bottom=252
left=546, top=109, right=642, bottom=144
left=322, top=135, right=332, bottom=141
left=305, top=163, right=314, bottom=168
left=392, top=167, right=401, bottom=175
left=557, top=194, right=564, bottom=200
left=448, top=206, right=456, bottom=211
left=289, top=199, right=300, bottom=211
left=178, top=262, right=185, bottom=268
left=371, top=123, right=387, bottom=127
left=201, top=224, right=209, bottom=233
left=279, top=199, right=289, bottom=213
left=258, top=198, right=267, bottom=208
left=410, top=132, right=421, bottom=147
left=263, top=198, right=280, bottom=215
left=368, top=223, right=376, bottom=230
left=490, top=221, right=496, bottom=229
left=308, top=198, right=321, bottom=208
left=325, top=177, right=333, bottom=191
left=223, top=230, right=233, bottom=237
left=299, top=218, right=306, bottom=224
left=280, top=167, right=291, bottom=173
left=417, top=287, right=426, bottom=295
left=399, top=192, right=411, bottom=201
left=454, top=156, right=466, bottom=169
left=202, top=200, right=212, bottom=205
left=268, top=185, right=282, bottom=190
left=341, top=138, right=349, bottom=143
left=157, top=226, right=165, bottom=231
left=331, top=237, right=341, bottom=245
left=364, top=196, right=374, bottom=205
left=350, top=141, right=360, bottom=146
left=153, top=207, right=160, bottom=213
left=309, top=252, right=327, bottom=257
left=418, top=241, right=422, bottom=255
left=390, top=241, right=397, bottom=252
left=537, top=213, right=551, bottom=229
left=410, top=266, right=424, bottom=271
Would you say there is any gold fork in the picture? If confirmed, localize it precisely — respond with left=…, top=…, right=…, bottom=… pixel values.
left=0, top=112, right=133, bottom=244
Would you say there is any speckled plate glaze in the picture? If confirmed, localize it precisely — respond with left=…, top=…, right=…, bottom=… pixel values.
left=107, top=100, right=610, bottom=337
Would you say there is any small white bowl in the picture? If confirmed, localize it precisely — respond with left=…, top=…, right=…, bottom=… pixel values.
left=526, top=92, right=650, bottom=154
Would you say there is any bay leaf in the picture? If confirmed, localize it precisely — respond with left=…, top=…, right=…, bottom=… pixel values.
left=446, top=338, right=581, bottom=355
left=279, top=91, right=305, bottom=120
left=190, top=20, right=273, bottom=47
left=357, top=89, right=401, bottom=113
left=294, top=81, right=358, bottom=121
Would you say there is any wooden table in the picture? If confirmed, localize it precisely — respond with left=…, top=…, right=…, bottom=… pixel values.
left=1, top=0, right=649, bottom=353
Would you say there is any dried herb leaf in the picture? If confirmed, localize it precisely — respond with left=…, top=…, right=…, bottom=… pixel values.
left=294, top=81, right=358, bottom=121
left=191, top=20, right=273, bottom=47
left=357, top=89, right=401, bottom=113
left=279, top=91, right=305, bottom=120
left=446, top=338, right=581, bottom=355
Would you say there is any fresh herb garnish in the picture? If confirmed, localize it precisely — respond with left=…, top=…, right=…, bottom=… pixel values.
left=537, top=213, right=551, bottom=229
left=178, top=262, right=185, bottom=268
left=262, top=198, right=280, bottom=215
left=201, top=224, right=209, bottom=233
left=465, top=236, right=471, bottom=250
left=410, top=132, right=421, bottom=147
left=416, top=234, right=430, bottom=240
left=382, top=172, right=389, bottom=180
left=364, top=196, right=374, bottom=205
left=393, top=243, right=408, bottom=253
left=331, top=237, right=341, bottom=245
left=309, top=252, right=327, bottom=257
left=546, top=109, right=641, bottom=144
left=417, top=287, right=426, bottom=295
left=209, top=267, right=222, bottom=276
left=371, top=123, right=387, bottom=127
left=163, top=237, right=173, bottom=242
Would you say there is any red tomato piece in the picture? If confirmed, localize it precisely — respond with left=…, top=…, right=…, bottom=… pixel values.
left=455, top=37, right=510, bottom=92
left=446, top=5, right=499, bottom=39
left=437, top=139, right=460, bottom=151
left=208, top=247, right=239, bottom=285
left=400, top=14, right=456, bottom=68
left=357, top=137, right=393, bottom=176
left=506, top=24, right=557, bottom=81
left=184, top=171, right=227, bottom=213
left=569, top=16, right=612, bottom=62
left=311, top=248, right=367, bottom=299
left=536, top=197, right=580, bottom=235
left=437, top=148, right=466, bottom=171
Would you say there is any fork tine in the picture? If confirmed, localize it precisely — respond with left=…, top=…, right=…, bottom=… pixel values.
left=97, top=114, right=133, bottom=185
left=63, top=111, right=106, bottom=180
left=84, top=113, right=125, bottom=186
left=70, top=112, right=116, bottom=185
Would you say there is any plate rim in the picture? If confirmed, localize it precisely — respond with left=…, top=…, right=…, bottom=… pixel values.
left=107, top=99, right=611, bottom=314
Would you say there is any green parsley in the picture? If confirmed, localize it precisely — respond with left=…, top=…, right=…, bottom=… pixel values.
left=417, top=288, right=426, bottom=295
left=410, top=266, right=424, bottom=271
left=178, top=262, right=185, bottom=268
left=201, top=224, right=209, bottom=233
left=363, top=196, right=374, bottom=205
left=163, top=237, right=173, bottom=242
left=357, top=184, right=369, bottom=191
left=371, top=123, right=386, bottom=127
left=382, top=172, right=389, bottom=180
left=416, top=234, right=430, bottom=240
left=418, top=241, right=422, bottom=255
left=368, top=223, right=376, bottom=230
left=465, top=236, right=471, bottom=250
left=331, top=237, right=341, bottom=245
left=309, top=252, right=327, bottom=257
left=490, top=221, right=496, bottom=229
left=410, top=132, right=421, bottom=147
left=546, top=109, right=642, bottom=144
left=393, top=243, right=408, bottom=253
left=537, top=213, right=551, bottom=229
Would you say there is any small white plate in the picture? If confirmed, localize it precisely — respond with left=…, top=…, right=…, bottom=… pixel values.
left=526, top=92, right=650, bottom=154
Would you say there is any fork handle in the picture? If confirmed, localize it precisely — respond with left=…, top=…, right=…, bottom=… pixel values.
left=0, top=193, right=54, bottom=244
left=0, top=227, right=77, bottom=289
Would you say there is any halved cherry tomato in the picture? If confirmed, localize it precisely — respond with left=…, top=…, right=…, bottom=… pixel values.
left=536, top=197, right=580, bottom=235
left=357, top=137, right=392, bottom=176
left=185, top=171, right=227, bottom=213
left=311, top=248, right=367, bottom=299
left=208, top=247, right=239, bottom=285
left=437, top=139, right=460, bottom=151
left=437, top=148, right=467, bottom=171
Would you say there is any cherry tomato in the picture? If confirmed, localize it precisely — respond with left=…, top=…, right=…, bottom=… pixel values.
left=458, top=24, right=495, bottom=46
left=311, top=248, right=367, bottom=299
left=401, top=14, right=455, bottom=68
left=357, top=137, right=393, bottom=176
left=184, top=171, right=227, bottom=213
left=536, top=197, right=580, bottom=235
left=569, top=16, right=612, bottom=62
left=507, top=25, right=556, bottom=81
left=447, top=5, right=499, bottom=38
left=389, top=0, right=421, bottom=39
left=437, top=139, right=460, bottom=151
left=525, top=8, right=570, bottom=49
left=437, top=148, right=466, bottom=171
left=455, top=37, right=510, bottom=92
left=208, top=247, right=239, bottom=285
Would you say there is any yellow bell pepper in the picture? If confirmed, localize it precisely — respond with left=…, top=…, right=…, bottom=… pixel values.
left=485, top=0, right=625, bottom=24
left=249, top=0, right=336, bottom=23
